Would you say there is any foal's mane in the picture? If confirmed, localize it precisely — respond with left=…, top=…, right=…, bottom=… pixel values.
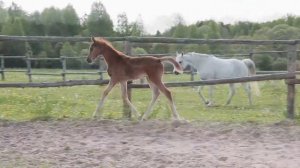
left=94, top=38, right=123, bottom=55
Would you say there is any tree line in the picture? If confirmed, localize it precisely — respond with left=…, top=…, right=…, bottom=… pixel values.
left=0, top=0, right=300, bottom=70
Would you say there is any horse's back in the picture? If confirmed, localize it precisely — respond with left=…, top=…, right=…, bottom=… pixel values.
left=203, top=57, right=249, bottom=79
left=228, top=59, right=249, bottom=77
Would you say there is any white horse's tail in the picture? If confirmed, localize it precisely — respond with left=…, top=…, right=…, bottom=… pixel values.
left=242, top=59, right=260, bottom=96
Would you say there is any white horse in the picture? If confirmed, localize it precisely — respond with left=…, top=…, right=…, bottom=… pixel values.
left=176, top=52, right=260, bottom=106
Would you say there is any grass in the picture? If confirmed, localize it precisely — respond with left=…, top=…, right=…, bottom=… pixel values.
left=0, top=69, right=299, bottom=123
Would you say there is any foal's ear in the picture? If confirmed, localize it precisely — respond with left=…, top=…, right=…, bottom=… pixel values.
left=181, top=52, right=184, bottom=57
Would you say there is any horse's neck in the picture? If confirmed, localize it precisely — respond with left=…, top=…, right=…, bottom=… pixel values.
left=102, top=48, right=125, bottom=65
left=185, top=54, right=210, bottom=69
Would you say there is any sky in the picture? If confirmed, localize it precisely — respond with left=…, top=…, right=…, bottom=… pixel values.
left=4, top=0, right=300, bottom=34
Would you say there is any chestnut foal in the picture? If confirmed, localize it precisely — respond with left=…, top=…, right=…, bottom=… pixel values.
left=87, top=37, right=183, bottom=120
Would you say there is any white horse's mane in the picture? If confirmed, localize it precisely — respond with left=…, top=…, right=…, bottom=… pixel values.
left=185, top=52, right=215, bottom=58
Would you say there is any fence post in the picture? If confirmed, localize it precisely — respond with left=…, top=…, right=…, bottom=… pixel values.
left=190, top=67, right=195, bottom=81
left=61, top=56, right=66, bottom=81
left=98, top=58, right=103, bottom=80
left=0, top=55, right=4, bottom=80
left=286, top=44, right=297, bottom=119
left=26, top=52, right=32, bottom=82
left=249, top=52, right=254, bottom=60
left=123, top=40, right=132, bottom=119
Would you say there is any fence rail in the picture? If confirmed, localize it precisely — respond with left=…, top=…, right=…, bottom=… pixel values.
left=0, top=73, right=295, bottom=88
left=1, top=51, right=299, bottom=82
left=1, top=35, right=300, bottom=45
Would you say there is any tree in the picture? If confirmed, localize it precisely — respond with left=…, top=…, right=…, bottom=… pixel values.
left=40, top=7, right=64, bottom=35
left=86, top=1, right=114, bottom=36
left=116, top=12, right=130, bottom=36
left=1, top=17, right=29, bottom=67
left=7, top=2, right=26, bottom=19
left=61, top=5, right=80, bottom=36
left=267, top=24, right=300, bottom=40
left=0, top=1, right=8, bottom=30
left=172, top=24, right=187, bottom=38
left=26, top=12, right=45, bottom=36
left=116, top=13, right=145, bottom=36
left=61, top=42, right=81, bottom=69
left=130, top=15, right=145, bottom=36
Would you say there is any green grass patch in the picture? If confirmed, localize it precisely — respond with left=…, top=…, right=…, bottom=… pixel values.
left=0, top=69, right=299, bottom=123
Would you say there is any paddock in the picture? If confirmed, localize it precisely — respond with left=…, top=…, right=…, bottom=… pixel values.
left=0, top=35, right=299, bottom=119
left=0, top=36, right=300, bottom=168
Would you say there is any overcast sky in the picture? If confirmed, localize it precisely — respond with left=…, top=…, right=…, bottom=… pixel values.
left=4, top=0, right=300, bottom=34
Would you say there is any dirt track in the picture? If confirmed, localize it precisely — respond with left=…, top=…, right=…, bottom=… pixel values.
left=0, top=119, right=300, bottom=168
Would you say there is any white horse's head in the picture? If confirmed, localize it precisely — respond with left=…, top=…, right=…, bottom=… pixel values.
left=176, top=52, right=189, bottom=70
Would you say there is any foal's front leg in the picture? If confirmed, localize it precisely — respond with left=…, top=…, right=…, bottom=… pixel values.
left=93, top=80, right=116, bottom=118
left=120, top=81, right=140, bottom=118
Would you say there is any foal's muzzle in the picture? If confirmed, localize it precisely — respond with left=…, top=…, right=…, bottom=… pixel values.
left=86, top=57, right=92, bottom=63
left=174, top=71, right=180, bottom=75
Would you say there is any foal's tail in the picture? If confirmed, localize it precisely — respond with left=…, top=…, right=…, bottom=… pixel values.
left=160, top=57, right=183, bottom=74
left=242, top=59, right=260, bottom=96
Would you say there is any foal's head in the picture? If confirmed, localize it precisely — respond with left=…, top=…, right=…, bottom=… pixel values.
left=86, top=37, right=108, bottom=63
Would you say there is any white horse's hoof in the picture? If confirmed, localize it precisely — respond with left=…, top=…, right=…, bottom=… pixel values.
left=205, top=101, right=214, bottom=107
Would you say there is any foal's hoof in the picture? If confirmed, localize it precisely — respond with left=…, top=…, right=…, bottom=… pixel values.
left=171, top=119, right=189, bottom=127
left=92, top=114, right=102, bottom=120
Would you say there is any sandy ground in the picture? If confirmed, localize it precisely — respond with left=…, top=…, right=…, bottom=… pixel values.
left=0, top=119, right=300, bottom=168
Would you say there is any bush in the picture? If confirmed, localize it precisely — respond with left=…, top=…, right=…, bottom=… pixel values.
left=272, top=58, right=287, bottom=70
left=254, top=55, right=272, bottom=71
left=132, top=47, right=147, bottom=55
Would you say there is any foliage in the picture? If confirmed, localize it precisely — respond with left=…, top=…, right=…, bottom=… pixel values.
left=255, top=55, right=273, bottom=71
left=85, top=1, right=114, bottom=36
left=272, top=58, right=287, bottom=70
left=116, top=12, right=145, bottom=36
left=132, top=47, right=147, bottom=55
left=0, top=1, right=300, bottom=69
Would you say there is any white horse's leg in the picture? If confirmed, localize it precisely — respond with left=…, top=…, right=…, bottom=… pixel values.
left=197, top=86, right=209, bottom=105
left=120, top=81, right=140, bottom=118
left=140, top=80, right=160, bottom=121
left=226, top=84, right=235, bottom=105
left=242, top=83, right=252, bottom=105
left=93, top=80, right=116, bottom=118
left=207, top=85, right=215, bottom=106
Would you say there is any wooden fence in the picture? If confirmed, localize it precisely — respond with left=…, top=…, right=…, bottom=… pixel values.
left=0, top=35, right=299, bottom=119
left=1, top=50, right=299, bottom=82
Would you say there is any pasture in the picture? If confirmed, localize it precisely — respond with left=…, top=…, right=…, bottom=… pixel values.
left=0, top=69, right=299, bottom=123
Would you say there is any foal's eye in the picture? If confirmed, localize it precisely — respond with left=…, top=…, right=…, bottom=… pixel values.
left=179, top=61, right=182, bottom=64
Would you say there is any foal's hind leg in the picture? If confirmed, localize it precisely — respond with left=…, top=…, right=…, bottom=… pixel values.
left=153, top=79, right=181, bottom=120
left=226, top=84, right=235, bottom=105
left=93, top=80, right=116, bottom=118
left=120, top=81, right=140, bottom=118
left=140, top=79, right=160, bottom=121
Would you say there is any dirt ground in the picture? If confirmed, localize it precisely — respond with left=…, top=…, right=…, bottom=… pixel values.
left=0, top=119, right=300, bottom=168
